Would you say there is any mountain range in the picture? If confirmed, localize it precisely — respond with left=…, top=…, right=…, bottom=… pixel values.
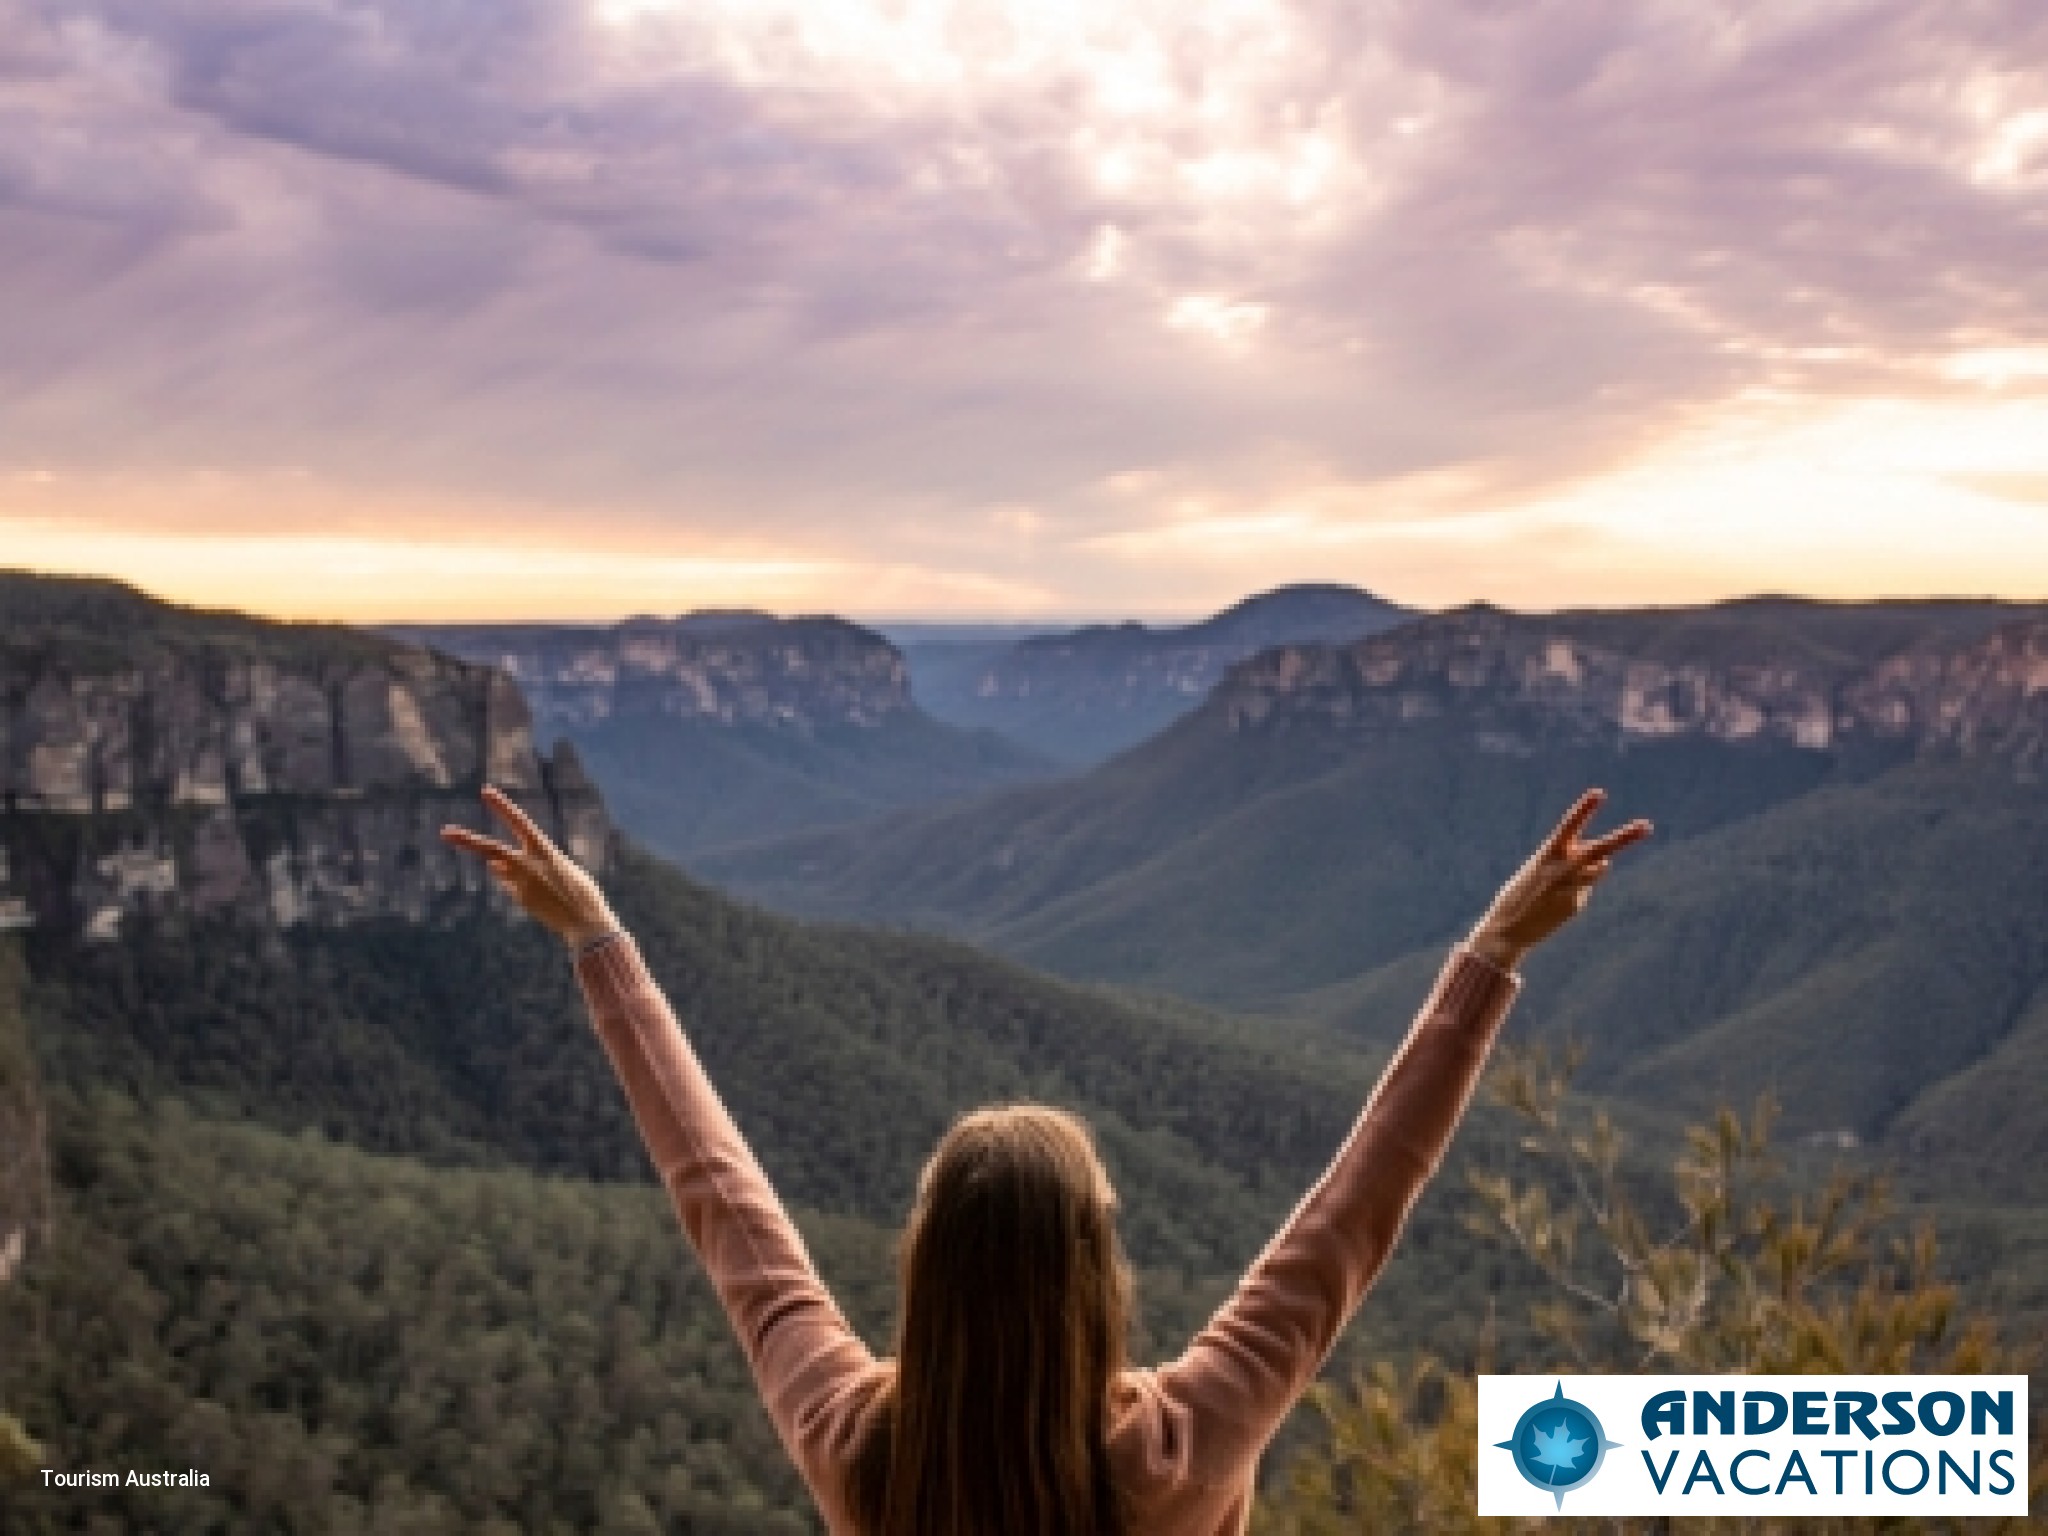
left=394, top=585, right=1412, bottom=861
left=887, top=583, right=1412, bottom=765
left=702, top=597, right=2048, bottom=1192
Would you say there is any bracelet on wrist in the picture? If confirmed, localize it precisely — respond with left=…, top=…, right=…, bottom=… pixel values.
left=1464, top=933, right=1526, bottom=974
left=570, top=926, right=626, bottom=959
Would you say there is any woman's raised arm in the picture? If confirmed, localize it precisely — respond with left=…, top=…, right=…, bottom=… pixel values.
left=1152, top=789, right=1651, bottom=1479
left=442, top=789, right=877, bottom=1503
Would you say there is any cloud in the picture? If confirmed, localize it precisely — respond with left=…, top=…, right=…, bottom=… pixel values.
left=1, top=0, right=2045, bottom=613
left=1948, top=470, right=2048, bottom=505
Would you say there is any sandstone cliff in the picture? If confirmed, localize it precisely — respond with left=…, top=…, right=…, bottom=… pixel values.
left=390, top=613, right=915, bottom=738
left=0, top=575, right=608, bottom=940
left=391, top=612, right=1059, bottom=860
left=1215, top=602, right=2048, bottom=773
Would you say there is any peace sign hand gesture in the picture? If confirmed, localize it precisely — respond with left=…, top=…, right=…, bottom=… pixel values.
left=441, top=785, right=620, bottom=949
left=1466, top=788, right=1652, bottom=973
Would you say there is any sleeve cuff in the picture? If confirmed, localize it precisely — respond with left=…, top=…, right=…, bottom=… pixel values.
left=1434, top=943, right=1524, bottom=1033
left=573, top=926, right=628, bottom=960
left=1454, top=942, right=1521, bottom=987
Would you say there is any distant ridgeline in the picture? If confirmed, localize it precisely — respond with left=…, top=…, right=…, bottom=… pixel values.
left=391, top=612, right=1053, bottom=859
left=389, top=611, right=918, bottom=735
left=901, top=582, right=1414, bottom=766
left=1213, top=600, right=2048, bottom=767
left=0, top=572, right=607, bottom=941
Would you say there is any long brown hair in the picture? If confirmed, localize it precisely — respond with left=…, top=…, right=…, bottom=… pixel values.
left=846, top=1104, right=1131, bottom=1536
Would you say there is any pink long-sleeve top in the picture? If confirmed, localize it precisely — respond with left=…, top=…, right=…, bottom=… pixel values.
left=575, top=933, right=1520, bottom=1535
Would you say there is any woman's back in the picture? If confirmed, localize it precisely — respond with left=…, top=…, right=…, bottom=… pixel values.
left=570, top=931, right=1518, bottom=1534
left=443, top=781, right=1646, bottom=1534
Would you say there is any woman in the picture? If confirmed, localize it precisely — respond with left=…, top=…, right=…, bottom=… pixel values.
left=444, top=784, right=1649, bottom=1535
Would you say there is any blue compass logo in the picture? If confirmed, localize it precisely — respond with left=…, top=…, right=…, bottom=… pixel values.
left=1494, top=1382, right=1622, bottom=1509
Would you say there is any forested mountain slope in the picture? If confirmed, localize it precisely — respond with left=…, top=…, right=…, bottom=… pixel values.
left=0, top=942, right=46, bottom=1478
left=25, top=846, right=1379, bottom=1271
left=1289, top=761, right=2048, bottom=1182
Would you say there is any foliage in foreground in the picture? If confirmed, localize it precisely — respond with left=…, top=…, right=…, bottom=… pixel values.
left=1257, top=1043, right=2048, bottom=1534
left=2, top=1090, right=848, bottom=1534
left=0, top=941, right=47, bottom=1480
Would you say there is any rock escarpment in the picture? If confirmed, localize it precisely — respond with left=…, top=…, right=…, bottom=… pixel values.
left=392, top=612, right=1058, bottom=859
left=391, top=613, right=915, bottom=737
left=0, top=575, right=607, bottom=940
left=1216, top=602, right=2048, bottom=772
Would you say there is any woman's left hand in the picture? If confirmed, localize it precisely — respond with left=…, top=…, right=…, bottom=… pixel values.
left=1467, top=788, right=1652, bottom=973
left=441, top=785, right=620, bottom=949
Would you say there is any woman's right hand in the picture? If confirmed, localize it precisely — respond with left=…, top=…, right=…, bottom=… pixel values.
left=1466, top=788, right=1651, bottom=972
left=441, top=785, right=620, bottom=949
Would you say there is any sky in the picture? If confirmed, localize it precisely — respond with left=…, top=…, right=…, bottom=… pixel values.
left=3, top=0, right=2046, bottom=623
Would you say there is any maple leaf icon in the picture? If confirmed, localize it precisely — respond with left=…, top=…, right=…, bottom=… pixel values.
left=1496, top=1383, right=1618, bottom=1509
left=1527, top=1419, right=1587, bottom=1478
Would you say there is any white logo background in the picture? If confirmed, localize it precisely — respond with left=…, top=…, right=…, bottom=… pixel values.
left=1478, top=1374, right=2029, bottom=1517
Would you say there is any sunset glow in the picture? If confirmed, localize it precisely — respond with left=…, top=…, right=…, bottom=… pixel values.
left=4, top=0, right=2045, bottom=621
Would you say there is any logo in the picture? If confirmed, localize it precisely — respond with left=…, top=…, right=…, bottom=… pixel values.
left=1495, top=1381, right=1622, bottom=1509
left=1479, top=1374, right=2028, bottom=1516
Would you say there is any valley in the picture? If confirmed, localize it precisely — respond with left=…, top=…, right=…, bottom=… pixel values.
left=704, top=598, right=2048, bottom=1190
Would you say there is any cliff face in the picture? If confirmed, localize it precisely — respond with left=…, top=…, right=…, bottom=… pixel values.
left=391, top=614, right=915, bottom=737
left=1215, top=606, right=2048, bottom=773
left=0, top=576, right=608, bottom=941
left=391, top=613, right=1061, bottom=860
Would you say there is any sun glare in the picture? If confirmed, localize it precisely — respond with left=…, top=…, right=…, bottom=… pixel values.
left=1164, top=295, right=1268, bottom=349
